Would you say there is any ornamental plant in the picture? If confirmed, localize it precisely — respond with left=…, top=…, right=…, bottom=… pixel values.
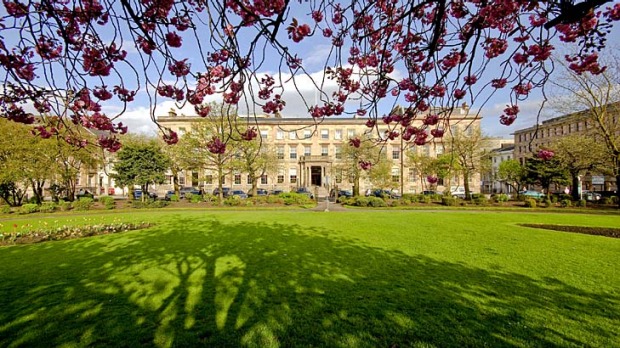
left=0, top=0, right=618, bottom=152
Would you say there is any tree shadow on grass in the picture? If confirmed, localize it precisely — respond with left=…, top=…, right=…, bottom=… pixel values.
left=0, top=216, right=618, bottom=347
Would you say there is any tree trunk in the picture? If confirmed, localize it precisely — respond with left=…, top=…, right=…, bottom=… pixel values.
left=571, top=173, right=580, bottom=201
left=463, top=171, right=471, bottom=200
left=353, top=173, right=360, bottom=197
left=217, top=165, right=224, bottom=204
left=172, top=168, right=180, bottom=196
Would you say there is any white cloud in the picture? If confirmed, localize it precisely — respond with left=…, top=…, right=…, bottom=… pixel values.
left=480, top=98, right=555, bottom=138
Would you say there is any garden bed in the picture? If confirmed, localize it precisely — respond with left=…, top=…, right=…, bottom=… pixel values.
left=519, top=224, right=620, bottom=238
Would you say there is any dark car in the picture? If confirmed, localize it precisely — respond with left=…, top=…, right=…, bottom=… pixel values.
left=179, top=187, right=202, bottom=199
left=370, top=189, right=400, bottom=199
left=422, top=190, right=437, bottom=195
left=230, top=190, right=248, bottom=199
left=270, top=189, right=284, bottom=195
left=255, top=188, right=268, bottom=196
left=212, top=187, right=231, bottom=197
left=295, top=187, right=315, bottom=199
left=330, top=189, right=353, bottom=198
left=133, top=189, right=157, bottom=200
left=75, top=189, right=95, bottom=200
left=164, top=190, right=176, bottom=201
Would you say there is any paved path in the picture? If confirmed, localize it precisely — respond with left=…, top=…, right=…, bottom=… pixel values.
left=310, top=200, right=349, bottom=212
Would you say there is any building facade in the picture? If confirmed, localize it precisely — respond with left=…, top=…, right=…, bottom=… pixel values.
left=156, top=106, right=482, bottom=197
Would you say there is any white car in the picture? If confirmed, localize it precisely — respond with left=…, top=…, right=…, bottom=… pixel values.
left=450, top=186, right=466, bottom=199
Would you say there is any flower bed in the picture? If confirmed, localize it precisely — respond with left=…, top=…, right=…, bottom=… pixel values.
left=0, top=222, right=153, bottom=246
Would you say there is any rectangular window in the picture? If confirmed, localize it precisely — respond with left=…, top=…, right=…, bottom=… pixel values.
left=392, top=168, right=400, bottom=183
left=277, top=174, right=284, bottom=183
left=205, top=175, right=213, bottom=185
left=321, top=145, right=329, bottom=157
left=261, top=175, right=268, bottom=185
left=289, top=168, right=297, bottom=184
left=436, top=145, right=444, bottom=155
left=392, top=147, right=400, bottom=160
left=303, top=130, right=312, bottom=139
left=335, top=129, right=342, bottom=140
left=276, top=130, right=284, bottom=140
left=347, top=129, right=356, bottom=138
left=234, top=174, right=241, bottom=185
left=321, top=129, right=329, bottom=139
left=247, top=175, right=252, bottom=184
left=408, top=168, right=417, bottom=182
left=289, top=131, right=297, bottom=140
left=260, top=130, right=268, bottom=139
left=304, top=146, right=311, bottom=156
left=277, top=146, right=285, bottom=160
left=335, top=146, right=342, bottom=160
left=179, top=176, right=185, bottom=185
left=290, top=147, right=297, bottom=159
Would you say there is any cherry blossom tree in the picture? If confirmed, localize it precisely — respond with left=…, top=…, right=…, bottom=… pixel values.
left=1, top=0, right=619, bottom=153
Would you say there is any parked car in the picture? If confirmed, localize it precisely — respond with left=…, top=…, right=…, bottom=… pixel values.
left=212, top=187, right=231, bottom=197
left=270, top=189, right=284, bottom=195
left=248, top=188, right=268, bottom=197
left=164, top=190, right=176, bottom=201
left=179, top=187, right=202, bottom=199
left=295, top=187, right=315, bottom=199
left=76, top=189, right=95, bottom=200
left=582, top=190, right=602, bottom=201
left=133, top=189, right=157, bottom=200
left=330, top=189, right=353, bottom=199
left=422, top=190, right=437, bottom=195
left=450, top=186, right=466, bottom=199
left=230, top=190, right=248, bottom=199
left=369, top=189, right=400, bottom=199
left=520, top=190, right=545, bottom=199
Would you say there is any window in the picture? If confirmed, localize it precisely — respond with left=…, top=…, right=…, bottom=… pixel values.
left=335, top=129, right=343, bottom=140
left=303, top=130, right=312, bottom=139
left=276, top=130, right=284, bottom=140
left=260, top=130, right=268, bottom=139
left=261, top=175, right=268, bottom=185
left=205, top=175, right=213, bottom=185
left=408, top=168, right=417, bottom=182
left=277, top=174, right=284, bottom=183
left=179, top=176, right=185, bottom=185
left=247, top=175, right=252, bottom=184
left=321, top=145, right=328, bottom=156
left=234, top=174, right=241, bottom=185
left=335, top=146, right=342, bottom=159
left=321, top=129, right=329, bottom=139
left=290, top=146, right=297, bottom=159
left=347, top=129, right=356, bottom=138
left=277, top=146, right=285, bottom=160
left=391, top=168, right=400, bottom=183
left=289, top=168, right=297, bottom=184
left=392, top=147, right=400, bottom=160
left=289, top=131, right=297, bottom=140
left=304, top=146, right=311, bottom=156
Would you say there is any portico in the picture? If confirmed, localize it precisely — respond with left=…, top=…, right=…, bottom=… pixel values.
left=298, top=155, right=332, bottom=188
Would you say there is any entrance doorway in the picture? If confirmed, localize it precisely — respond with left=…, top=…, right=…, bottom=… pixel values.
left=311, top=166, right=322, bottom=186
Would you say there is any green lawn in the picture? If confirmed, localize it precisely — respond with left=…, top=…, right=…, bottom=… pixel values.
left=1, top=210, right=619, bottom=347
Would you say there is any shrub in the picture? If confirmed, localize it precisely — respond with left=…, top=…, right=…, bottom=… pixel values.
left=0, top=205, right=11, bottom=214
left=249, top=196, right=268, bottom=205
left=559, top=194, right=572, bottom=201
left=473, top=196, right=488, bottom=206
left=169, top=194, right=180, bottom=202
left=543, top=198, right=552, bottom=208
left=58, top=201, right=72, bottom=211
left=401, top=194, right=416, bottom=204
left=337, top=196, right=349, bottom=204
left=524, top=198, right=537, bottom=208
left=203, top=194, right=217, bottom=204
left=73, top=198, right=94, bottom=211
left=99, top=196, right=115, bottom=210
left=560, top=199, right=572, bottom=208
left=266, top=195, right=284, bottom=204
left=368, top=196, right=387, bottom=207
left=602, top=197, right=614, bottom=205
left=280, top=192, right=313, bottom=205
left=493, top=194, right=509, bottom=203
left=184, top=192, right=194, bottom=201
left=611, top=196, right=619, bottom=204
left=18, top=204, right=39, bottom=214
left=353, top=196, right=369, bottom=207
left=441, top=197, right=457, bottom=206
left=131, top=199, right=169, bottom=209
left=577, top=199, right=587, bottom=207
left=39, top=202, right=57, bottom=213
left=223, top=195, right=242, bottom=206
left=189, top=194, right=203, bottom=203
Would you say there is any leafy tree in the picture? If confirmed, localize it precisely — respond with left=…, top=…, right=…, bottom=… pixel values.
left=336, top=137, right=382, bottom=197
left=524, top=156, right=569, bottom=197
left=497, top=159, right=527, bottom=195
left=367, top=156, right=395, bottom=192
left=445, top=127, right=490, bottom=199
left=551, top=135, right=607, bottom=200
left=161, top=135, right=198, bottom=197
left=112, top=138, right=170, bottom=201
left=550, top=53, right=620, bottom=206
left=230, top=139, right=279, bottom=197
left=1, top=1, right=618, bottom=150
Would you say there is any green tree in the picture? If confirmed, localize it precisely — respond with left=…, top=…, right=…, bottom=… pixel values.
left=336, top=137, right=382, bottom=197
left=445, top=128, right=490, bottom=199
left=112, top=138, right=170, bottom=201
left=367, top=156, right=395, bottom=191
left=230, top=139, right=279, bottom=197
left=551, top=135, right=607, bottom=200
left=497, top=159, right=527, bottom=195
left=524, top=156, right=569, bottom=197
left=161, top=135, right=197, bottom=197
